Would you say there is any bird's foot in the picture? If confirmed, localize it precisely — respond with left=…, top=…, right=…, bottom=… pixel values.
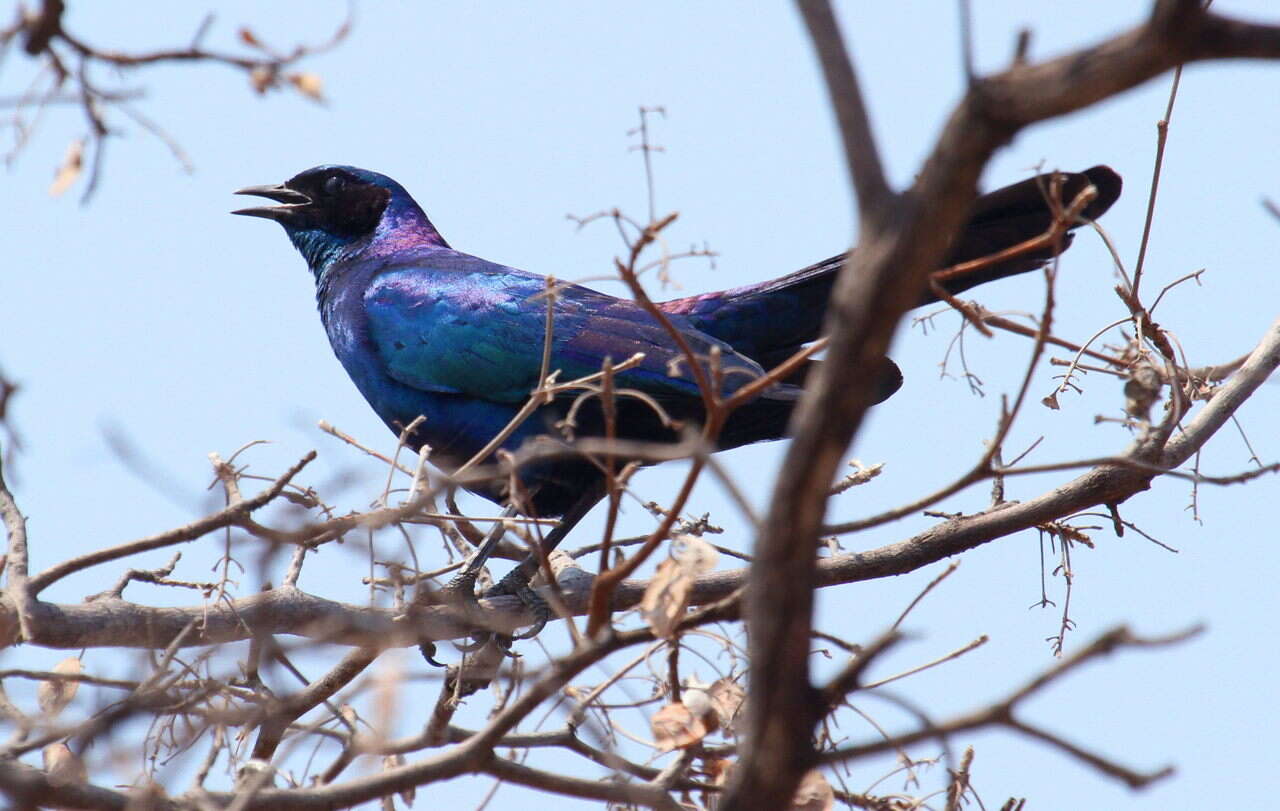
left=484, top=569, right=551, bottom=641
left=439, top=568, right=481, bottom=607
left=421, top=569, right=497, bottom=661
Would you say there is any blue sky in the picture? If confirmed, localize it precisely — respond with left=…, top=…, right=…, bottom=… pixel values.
left=3, top=2, right=1279, bottom=808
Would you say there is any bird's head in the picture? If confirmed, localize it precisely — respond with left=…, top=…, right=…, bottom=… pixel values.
left=233, top=165, right=446, bottom=274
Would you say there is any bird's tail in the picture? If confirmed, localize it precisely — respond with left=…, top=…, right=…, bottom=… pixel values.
left=661, top=166, right=1122, bottom=371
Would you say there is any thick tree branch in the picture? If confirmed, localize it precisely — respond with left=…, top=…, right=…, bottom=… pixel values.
left=0, top=756, right=157, bottom=810
left=1, top=309, right=1274, bottom=653
left=0, top=446, right=36, bottom=642
left=731, top=3, right=1280, bottom=808
left=6, top=4, right=1275, bottom=810
left=795, top=0, right=892, bottom=214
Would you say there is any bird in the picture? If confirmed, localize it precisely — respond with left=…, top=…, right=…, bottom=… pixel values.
left=234, top=163, right=1121, bottom=634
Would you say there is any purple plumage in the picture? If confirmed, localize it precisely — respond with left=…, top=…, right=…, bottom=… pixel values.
left=233, top=163, right=1121, bottom=602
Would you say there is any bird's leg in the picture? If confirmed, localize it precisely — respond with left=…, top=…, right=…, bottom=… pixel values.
left=429, top=504, right=521, bottom=659
left=485, top=489, right=603, bottom=640
left=440, top=503, right=519, bottom=605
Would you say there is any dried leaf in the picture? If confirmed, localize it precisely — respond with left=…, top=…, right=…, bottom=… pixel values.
left=1041, top=392, right=1061, bottom=410
left=238, top=27, right=261, bottom=48
left=671, top=533, right=719, bottom=574
left=708, top=677, right=746, bottom=734
left=1124, top=364, right=1163, bottom=420
left=38, top=657, right=82, bottom=717
left=43, top=742, right=86, bottom=786
left=641, top=537, right=721, bottom=639
left=650, top=701, right=710, bottom=752
left=287, top=72, right=325, bottom=103
left=705, top=755, right=734, bottom=785
left=640, top=558, right=692, bottom=639
left=791, top=769, right=834, bottom=811
left=48, top=140, right=84, bottom=198
left=249, top=66, right=275, bottom=94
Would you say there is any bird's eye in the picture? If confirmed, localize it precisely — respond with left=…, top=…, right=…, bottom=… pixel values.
left=324, top=175, right=347, bottom=196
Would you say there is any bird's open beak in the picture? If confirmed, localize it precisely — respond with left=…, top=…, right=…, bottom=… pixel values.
left=231, top=184, right=312, bottom=221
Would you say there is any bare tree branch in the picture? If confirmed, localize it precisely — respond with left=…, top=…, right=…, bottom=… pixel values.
left=817, top=625, right=1198, bottom=787
left=730, top=3, right=1280, bottom=808
left=3, top=5, right=1278, bottom=809
left=27, top=451, right=315, bottom=596
left=249, top=646, right=378, bottom=762
left=1, top=308, right=1273, bottom=654
left=0, top=445, right=36, bottom=642
left=795, top=0, right=893, bottom=215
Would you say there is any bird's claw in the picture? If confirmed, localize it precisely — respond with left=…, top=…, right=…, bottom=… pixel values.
left=436, top=569, right=502, bottom=651
left=434, top=566, right=540, bottom=654
left=430, top=561, right=546, bottom=657
left=485, top=570, right=551, bottom=640
left=418, top=641, right=446, bottom=668
left=453, top=634, right=490, bottom=653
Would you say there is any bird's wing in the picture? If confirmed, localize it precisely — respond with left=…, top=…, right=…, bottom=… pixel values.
left=364, top=258, right=772, bottom=406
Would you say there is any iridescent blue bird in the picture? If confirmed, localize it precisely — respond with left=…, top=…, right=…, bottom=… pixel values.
left=233, top=164, right=1120, bottom=628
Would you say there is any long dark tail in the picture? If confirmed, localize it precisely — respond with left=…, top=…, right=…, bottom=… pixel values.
left=661, top=166, right=1122, bottom=370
